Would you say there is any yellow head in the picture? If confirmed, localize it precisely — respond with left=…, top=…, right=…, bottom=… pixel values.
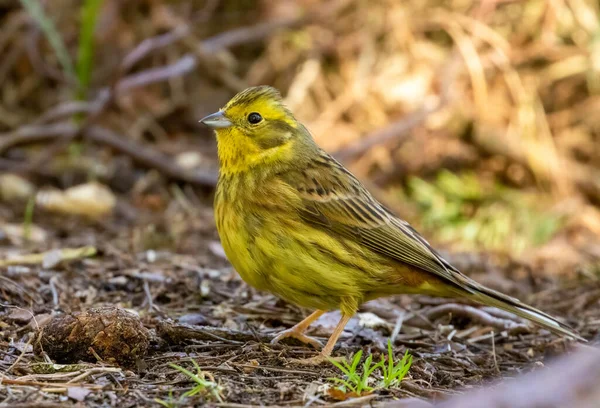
left=200, top=86, right=315, bottom=174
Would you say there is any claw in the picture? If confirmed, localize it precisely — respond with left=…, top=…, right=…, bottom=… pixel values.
left=271, top=328, right=324, bottom=350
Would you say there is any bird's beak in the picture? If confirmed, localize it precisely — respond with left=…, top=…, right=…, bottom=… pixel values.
left=199, top=111, right=232, bottom=129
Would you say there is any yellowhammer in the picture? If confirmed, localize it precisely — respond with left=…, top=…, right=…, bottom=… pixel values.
left=200, top=85, right=582, bottom=364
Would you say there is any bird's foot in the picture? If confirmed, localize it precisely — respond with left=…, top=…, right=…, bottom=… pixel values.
left=271, top=328, right=323, bottom=350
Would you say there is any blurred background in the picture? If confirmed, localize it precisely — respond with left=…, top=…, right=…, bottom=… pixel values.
left=1, top=0, right=599, bottom=274
left=1, top=0, right=600, bottom=405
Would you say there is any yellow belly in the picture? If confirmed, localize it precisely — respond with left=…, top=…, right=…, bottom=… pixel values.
left=216, top=196, right=394, bottom=313
left=214, top=178, right=444, bottom=315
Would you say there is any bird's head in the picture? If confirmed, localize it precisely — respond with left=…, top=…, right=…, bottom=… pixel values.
left=200, top=86, right=314, bottom=174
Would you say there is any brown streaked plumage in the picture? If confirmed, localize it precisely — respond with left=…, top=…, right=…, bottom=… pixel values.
left=200, top=85, right=583, bottom=364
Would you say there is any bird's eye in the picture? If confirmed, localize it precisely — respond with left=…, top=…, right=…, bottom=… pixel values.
left=247, top=112, right=263, bottom=124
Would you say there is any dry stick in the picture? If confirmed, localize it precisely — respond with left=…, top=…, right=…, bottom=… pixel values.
left=0, top=122, right=77, bottom=155
left=120, top=26, right=191, bottom=73
left=0, top=378, right=102, bottom=389
left=201, top=16, right=307, bottom=53
left=85, top=126, right=219, bottom=186
left=156, top=321, right=274, bottom=345
left=0, top=123, right=219, bottom=186
left=0, top=404, right=66, bottom=408
left=116, top=54, right=197, bottom=93
left=421, top=303, right=530, bottom=334
left=33, top=100, right=100, bottom=124
left=66, top=367, right=121, bottom=384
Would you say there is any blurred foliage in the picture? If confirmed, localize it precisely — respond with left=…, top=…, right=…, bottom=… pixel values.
left=407, top=170, right=563, bottom=253
left=2, top=0, right=599, bottom=273
left=18, top=0, right=103, bottom=100
left=19, top=0, right=75, bottom=79
left=76, top=0, right=104, bottom=100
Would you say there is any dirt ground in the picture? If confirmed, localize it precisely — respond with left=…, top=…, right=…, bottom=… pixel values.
left=1, top=199, right=598, bottom=407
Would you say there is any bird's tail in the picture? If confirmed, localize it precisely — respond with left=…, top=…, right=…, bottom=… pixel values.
left=466, top=281, right=584, bottom=341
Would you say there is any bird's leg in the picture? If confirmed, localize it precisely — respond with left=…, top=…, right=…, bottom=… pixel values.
left=271, top=310, right=325, bottom=349
left=293, top=313, right=352, bottom=365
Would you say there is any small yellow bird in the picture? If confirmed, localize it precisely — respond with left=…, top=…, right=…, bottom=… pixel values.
left=201, top=86, right=582, bottom=363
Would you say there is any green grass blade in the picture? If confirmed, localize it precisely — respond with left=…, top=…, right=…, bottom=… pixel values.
left=22, top=196, right=35, bottom=242
left=76, top=0, right=103, bottom=100
left=350, top=350, right=363, bottom=372
left=169, top=363, right=205, bottom=385
left=19, top=0, right=75, bottom=80
left=329, top=358, right=352, bottom=377
left=387, top=339, right=394, bottom=380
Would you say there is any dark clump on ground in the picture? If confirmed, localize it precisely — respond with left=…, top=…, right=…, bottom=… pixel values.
left=34, top=306, right=150, bottom=368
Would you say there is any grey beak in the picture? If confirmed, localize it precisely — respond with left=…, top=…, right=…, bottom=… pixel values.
left=199, top=111, right=232, bottom=129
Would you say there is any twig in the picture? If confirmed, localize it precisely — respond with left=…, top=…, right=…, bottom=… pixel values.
left=116, top=54, right=197, bottom=94
left=0, top=378, right=102, bottom=389
left=66, top=367, right=121, bottom=384
left=0, top=123, right=218, bottom=186
left=201, top=16, right=306, bottom=53
left=420, top=303, right=530, bottom=334
left=142, top=279, right=155, bottom=313
left=491, top=330, right=499, bottom=373
left=156, top=321, right=274, bottom=345
left=0, top=122, right=77, bottom=155
left=49, top=276, right=59, bottom=307
left=0, top=246, right=97, bottom=267
left=0, top=404, right=66, bottom=408
left=120, top=26, right=191, bottom=73
left=85, top=126, right=218, bottom=187
left=232, top=365, right=317, bottom=375
left=33, top=100, right=103, bottom=124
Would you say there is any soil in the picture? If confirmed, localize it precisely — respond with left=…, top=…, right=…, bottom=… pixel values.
left=1, top=202, right=598, bottom=407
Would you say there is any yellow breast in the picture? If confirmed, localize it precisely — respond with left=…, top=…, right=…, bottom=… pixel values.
left=214, top=172, right=397, bottom=314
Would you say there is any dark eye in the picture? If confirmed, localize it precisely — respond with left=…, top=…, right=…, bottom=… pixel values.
left=247, top=112, right=262, bottom=124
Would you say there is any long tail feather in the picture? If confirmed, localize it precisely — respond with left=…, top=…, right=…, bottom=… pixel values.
left=468, top=283, right=584, bottom=341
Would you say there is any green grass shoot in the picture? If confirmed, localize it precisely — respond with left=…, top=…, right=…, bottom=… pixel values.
left=22, top=195, right=36, bottom=242
left=379, top=340, right=412, bottom=388
left=328, top=349, right=381, bottom=395
left=328, top=341, right=412, bottom=396
left=20, top=0, right=103, bottom=102
left=76, top=0, right=103, bottom=100
left=167, top=360, right=223, bottom=402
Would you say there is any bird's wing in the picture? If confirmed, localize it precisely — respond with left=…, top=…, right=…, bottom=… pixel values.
left=281, top=150, right=584, bottom=340
left=285, top=152, right=473, bottom=292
